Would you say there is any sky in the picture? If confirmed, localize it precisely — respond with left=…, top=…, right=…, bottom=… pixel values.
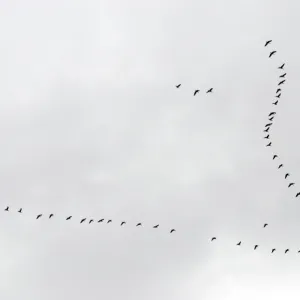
left=0, top=0, right=300, bottom=299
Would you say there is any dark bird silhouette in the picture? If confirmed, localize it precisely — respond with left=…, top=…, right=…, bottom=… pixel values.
left=269, top=117, right=274, bottom=121
left=107, top=219, right=112, bottom=223
left=280, top=73, right=286, bottom=78
left=121, top=221, right=126, bottom=226
left=49, top=214, right=54, bottom=219
left=176, top=84, right=181, bottom=88
left=80, top=218, right=86, bottom=223
left=273, top=155, right=278, bottom=160
left=264, top=223, right=268, bottom=228
left=288, top=183, right=295, bottom=188
left=211, top=237, right=216, bottom=241
left=276, top=93, right=281, bottom=98
left=285, top=249, right=289, bottom=254
left=194, top=90, right=200, bottom=96
left=66, top=216, right=72, bottom=220
left=278, top=80, right=286, bottom=86
left=296, top=192, right=300, bottom=197
left=266, top=142, right=272, bottom=147
left=264, top=135, right=270, bottom=139
left=278, top=164, right=283, bottom=169
left=206, top=88, right=213, bottom=93
left=265, top=123, right=272, bottom=127
left=254, top=245, right=259, bottom=250
left=265, top=40, right=272, bottom=47
left=269, top=112, right=276, bottom=116
left=298, top=250, right=300, bottom=253
left=153, top=224, right=159, bottom=228
left=271, top=248, right=276, bottom=253
left=276, top=89, right=281, bottom=93
left=272, top=100, right=278, bottom=105
left=170, top=229, right=176, bottom=233
left=237, top=241, right=241, bottom=246
left=269, top=51, right=276, bottom=58
left=4, top=206, right=9, bottom=211
left=89, top=219, right=94, bottom=224
left=36, top=214, right=42, bottom=219
left=136, top=223, right=142, bottom=227
left=285, top=173, right=290, bottom=179
left=264, top=127, right=270, bottom=133
left=278, top=63, right=285, bottom=70
left=18, top=208, right=22, bottom=213
left=98, top=219, right=104, bottom=223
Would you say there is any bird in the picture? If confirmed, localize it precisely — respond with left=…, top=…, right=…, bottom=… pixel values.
left=194, top=90, right=200, bottom=96
left=273, top=155, right=278, bottom=160
left=254, top=245, right=259, bottom=250
left=276, top=88, right=281, bottom=93
left=269, top=117, right=274, bottom=121
left=98, top=219, right=104, bottom=222
left=296, top=192, right=300, bottom=197
left=288, top=183, right=295, bottom=188
left=36, top=214, right=42, bottom=219
left=285, top=249, right=289, bottom=254
left=278, top=63, right=285, bottom=69
left=269, top=112, right=276, bottom=116
left=264, top=134, right=270, bottom=139
left=298, top=250, right=300, bottom=253
left=271, top=248, right=276, bottom=253
left=237, top=241, right=241, bottom=246
left=136, top=223, right=142, bottom=227
left=89, top=219, right=94, bottom=224
left=176, top=84, right=181, bottom=88
left=278, top=164, right=283, bottom=169
left=266, top=142, right=272, bottom=147
left=170, top=229, right=176, bottom=233
left=153, top=224, right=159, bottom=228
left=18, top=208, right=22, bottom=213
left=265, top=123, right=272, bottom=127
left=211, top=237, right=216, bottom=241
left=264, top=127, right=270, bottom=133
left=49, top=214, right=54, bottom=219
left=276, top=93, right=281, bottom=98
left=120, top=221, right=126, bottom=226
left=272, top=100, right=278, bottom=105
left=265, top=40, right=272, bottom=47
left=66, top=216, right=72, bottom=220
left=263, top=223, right=268, bottom=228
left=269, top=51, right=276, bottom=58
left=107, top=219, right=112, bottom=223
left=285, top=173, right=290, bottom=179
left=80, top=218, right=86, bottom=223
left=206, top=88, right=213, bottom=93
left=278, top=80, right=286, bottom=86
left=4, top=206, right=9, bottom=211
left=280, top=73, right=286, bottom=78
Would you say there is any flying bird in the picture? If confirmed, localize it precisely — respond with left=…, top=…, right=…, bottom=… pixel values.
left=285, top=249, right=289, bottom=254
left=278, top=164, right=283, bottom=169
left=136, top=223, right=142, bottom=227
left=98, top=219, right=104, bottom=222
left=206, top=88, right=213, bottom=93
left=265, top=40, right=272, bottom=47
left=273, top=155, right=278, bottom=160
left=4, top=206, right=9, bottom=211
left=264, top=223, right=268, bottom=228
left=120, top=221, right=126, bottom=226
left=278, top=63, right=285, bottom=69
left=280, top=73, right=286, bottom=78
left=264, top=135, right=270, bottom=139
left=288, top=183, right=295, bottom=188
left=254, top=245, right=259, bottom=250
left=276, top=93, right=281, bottom=98
left=170, top=229, right=176, bottom=233
left=211, top=237, right=216, bottom=241
left=153, top=224, right=159, bottom=228
left=298, top=250, right=300, bottom=253
left=272, top=100, right=278, bottom=105
left=80, top=218, right=86, bottom=223
left=296, top=192, right=300, bottom=197
left=264, top=127, right=270, bottom=133
left=278, top=80, right=286, bottom=86
left=237, top=241, right=241, bottom=246
left=276, top=89, right=281, bottom=93
left=49, top=214, right=54, bottom=219
left=107, top=219, right=112, bottom=223
left=89, top=219, right=94, bottom=224
left=271, top=248, right=276, bottom=253
left=36, top=214, right=42, bottom=219
left=265, top=123, right=272, bottom=127
left=269, top=117, right=274, bottom=121
left=285, top=173, right=290, bottom=179
left=194, top=90, right=200, bottom=96
left=266, top=142, right=272, bottom=147
left=269, top=51, right=277, bottom=58
left=176, top=84, right=181, bottom=88
left=66, top=216, right=72, bottom=220
left=269, top=112, right=276, bottom=116
left=18, top=208, right=22, bottom=213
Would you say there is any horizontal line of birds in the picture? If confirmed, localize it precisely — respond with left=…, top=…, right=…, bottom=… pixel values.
left=263, top=40, right=299, bottom=197
left=175, top=84, right=213, bottom=96
left=3, top=206, right=176, bottom=233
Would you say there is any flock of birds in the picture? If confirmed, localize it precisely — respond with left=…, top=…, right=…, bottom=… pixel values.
left=175, top=84, right=214, bottom=95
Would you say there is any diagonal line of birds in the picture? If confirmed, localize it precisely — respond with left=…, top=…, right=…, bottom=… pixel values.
left=3, top=206, right=176, bottom=233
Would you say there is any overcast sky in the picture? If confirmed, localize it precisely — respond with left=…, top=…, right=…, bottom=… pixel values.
left=0, top=0, right=300, bottom=299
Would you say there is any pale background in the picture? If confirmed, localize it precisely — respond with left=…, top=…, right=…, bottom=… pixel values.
left=0, top=0, right=300, bottom=299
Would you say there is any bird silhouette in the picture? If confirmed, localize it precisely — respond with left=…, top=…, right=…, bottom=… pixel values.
left=265, top=40, right=272, bottom=47
left=36, top=214, right=42, bottom=219
left=194, top=90, right=200, bottom=96
left=273, top=155, right=278, bottom=160
left=98, top=219, right=104, bottom=222
left=89, top=219, right=94, bottom=224
left=4, top=206, right=9, bottom=211
left=264, top=135, right=270, bottom=139
left=254, top=245, right=259, bottom=250
left=276, top=93, right=281, bottom=98
left=264, top=127, right=270, bottom=133
left=272, top=100, right=278, bottom=105
left=280, top=73, right=286, bottom=78
left=265, top=123, right=272, bottom=127
left=211, top=237, right=216, bottom=241
left=170, top=229, right=176, bottom=233
left=153, top=224, right=159, bottom=228
left=80, top=218, right=86, bottom=223
left=276, top=89, right=281, bottom=93
left=206, top=88, right=213, bottom=93
left=278, top=164, right=283, bottom=169
left=136, top=223, right=142, bottom=227
left=264, top=223, right=268, bottom=228
left=18, top=208, right=22, bottom=213
left=278, top=63, right=285, bottom=69
left=269, top=112, right=276, bottom=116
left=266, top=142, right=272, bottom=147
left=107, top=219, right=112, bottom=223
left=285, top=173, right=290, bottom=179
left=269, top=117, right=274, bottom=121
left=120, top=221, right=126, bottom=226
left=298, top=250, right=300, bottom=253
left=66, top=216, right=72, bottom=220
left=49, top=214, right=54, bottom=219
left=278, top=80, right=286, bottom=86
left=237, top=241, right=241, bottom=246
left=269, top=51, right=276, bottom=58
left=176, top=84, right=181, bottom=88
left=296, top=192, right=300, bottom=197
left=285, top=249, right=289, bottom=254
left=288, top=183, right=295, bottom=188
left=271, top=248, right=276, bottom=253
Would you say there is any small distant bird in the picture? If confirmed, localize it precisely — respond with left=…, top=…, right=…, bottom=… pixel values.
left=254, top=245, right=259, bottom=250
left=269, top=117, right=274, bottom=121
left=4, top=206, right=9, bottom=211
left=278, top=63, right=285, bottom=70
left=36, top=214, right=42, bottom=219
left=66, top=216, right=72, bottom=220
left=18, top=208, right=22, bottom=213
left=153, top=224, right=159, bottom=228
left=176, top=84, right=181, bottom=88
left=296, top=192, right=300, bottom=197
left=264, top=223, right=268, bottom=228
left=298, top=250, right=300, bottom=253
left=276, top=89, right=281, bottom=93
left=98, top=219, right=104, bottom=222
left=265, top=40, right=272, bottom=47
left=280, top=73, right=286, bottom=78
left=278, top=164, right=283, bottom=169
left=276, top=93, right=281, bottom=98
left=89, top=219, right=94, bottom=224
left=264, top=134, right=270, bottom=139
left=264, top=127, right=270, bottom=133
left=271, top=248, right=276, bottom=253
left=272, top=100, right=278, bottom=105
left=49, top=214, right=54, bottom=219
left=269, top=51, right=277, bottom=58
left=273, top=155, right=278, bottom=160
left=80, top=218, right=86, bottom=223
left=237, top=241, right=241, bottom=246
left=265, top=123, right=272, bottom=127
left=278, top=80, right=286, bottom=86
left=285, top=249, right=289, bottom=254
left=266, top=142, right=272, bottom=147
left=107, top=219, right=112, bottom=223
left=194, top=90, right=200, bottom=96
left=206, top=88, right=213, bottom=93
left=136, top=223, right=142, bottom=227
left=288, top=183, right=295, bottom=188
left=285, top=173, right=290, bottom=179
left=121, top=221, right=126, bottom=226
left=170, top=229, right=176, bottom=233
left=211, top=237, right=216, bottom=241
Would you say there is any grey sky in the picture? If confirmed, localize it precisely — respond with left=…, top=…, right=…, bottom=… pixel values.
left=0, top=0, right=300, bottom=299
